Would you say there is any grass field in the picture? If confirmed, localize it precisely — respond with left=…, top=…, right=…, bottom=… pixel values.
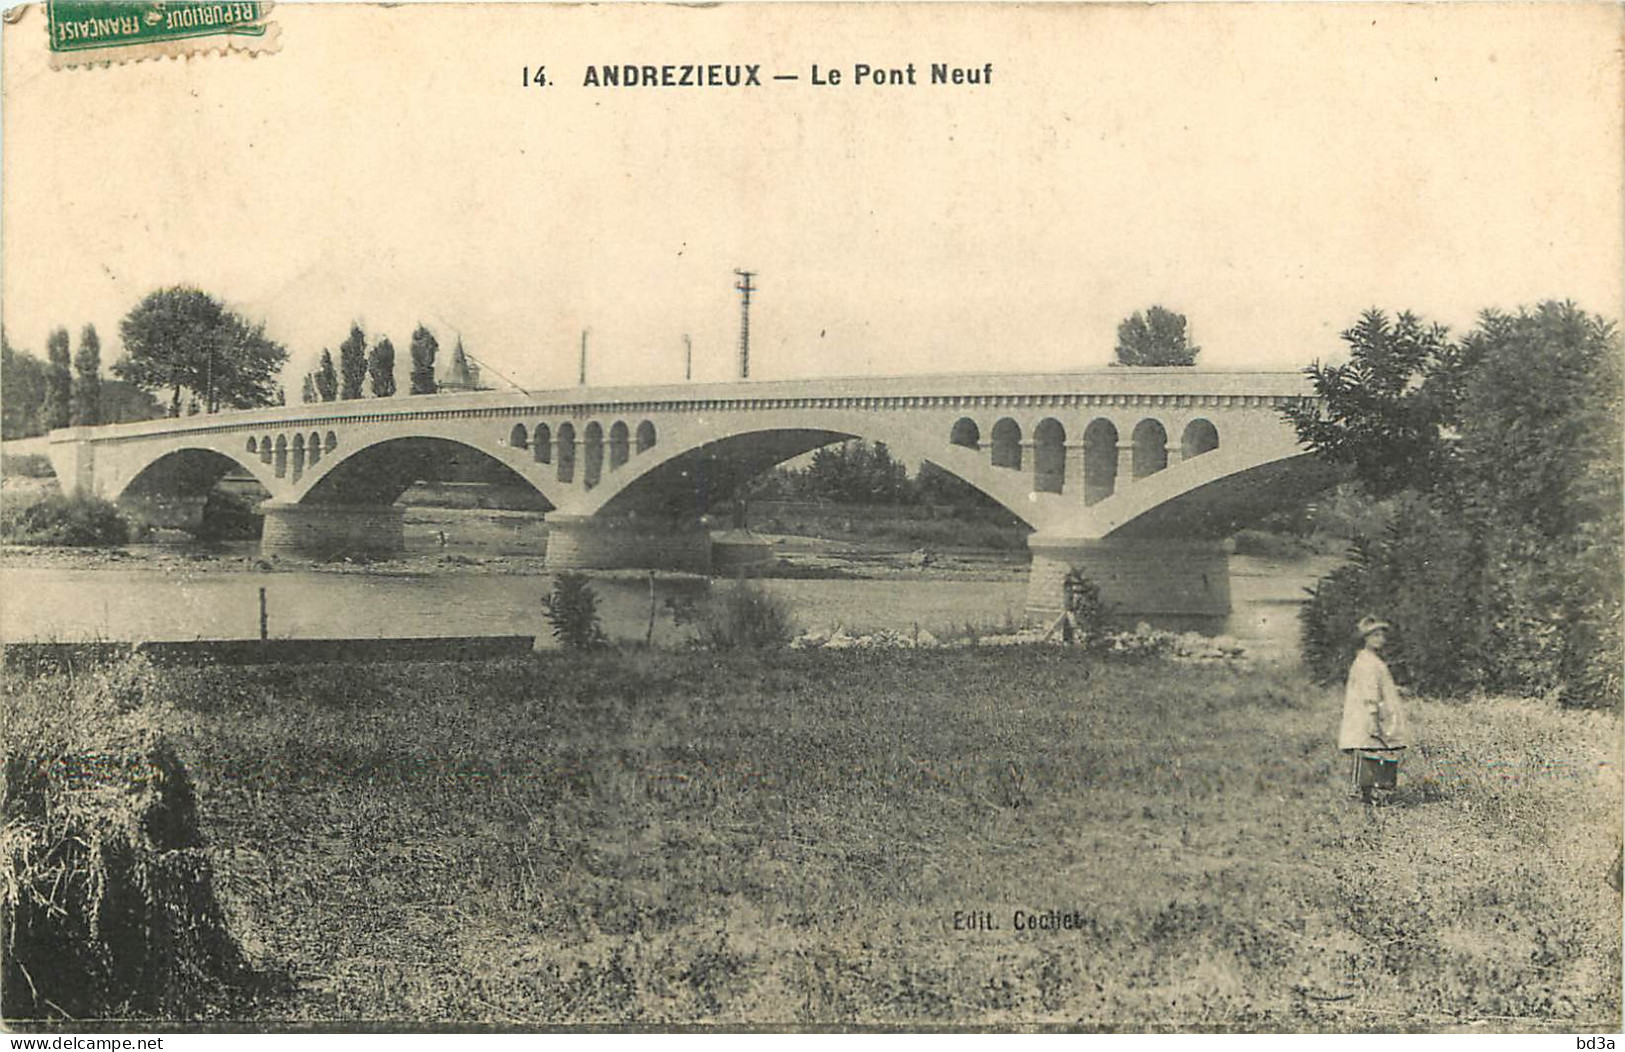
left=130, top=649, right=1622, bottom=1030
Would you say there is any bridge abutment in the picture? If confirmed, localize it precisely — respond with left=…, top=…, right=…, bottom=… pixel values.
left=1025, top=535, right=1232, bottom=622
left=544, top=514, right=712, bottom=574
left=260, top=502, right=405, bottom=559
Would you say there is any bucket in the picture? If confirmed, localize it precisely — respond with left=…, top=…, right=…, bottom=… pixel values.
left=1355, top=750, right=1401, bottom=790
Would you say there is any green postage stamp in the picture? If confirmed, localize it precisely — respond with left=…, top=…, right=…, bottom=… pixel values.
left=43, top=0, right=278, bottom=67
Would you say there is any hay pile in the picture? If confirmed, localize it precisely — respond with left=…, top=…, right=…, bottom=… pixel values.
left=1, top=657, right=246, bottom=1021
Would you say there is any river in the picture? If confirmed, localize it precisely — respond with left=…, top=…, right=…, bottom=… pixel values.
left=0, top=548, right=1339, bottom=660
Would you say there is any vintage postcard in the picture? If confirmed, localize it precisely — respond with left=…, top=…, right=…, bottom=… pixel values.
left=1, top=0, right=1621, bottom=1037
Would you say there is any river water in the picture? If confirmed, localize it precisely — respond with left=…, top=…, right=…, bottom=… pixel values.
left=0, top=551, right=1339, bottom=659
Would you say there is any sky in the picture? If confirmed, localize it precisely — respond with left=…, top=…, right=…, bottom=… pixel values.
left=2, top=2, right=1621, bottom=394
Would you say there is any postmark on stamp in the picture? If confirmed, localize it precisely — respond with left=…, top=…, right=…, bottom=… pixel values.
left=43, top=0, right=279, bottom=68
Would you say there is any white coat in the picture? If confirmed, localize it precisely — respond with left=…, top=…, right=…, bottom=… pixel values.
left=1338, top=647, right=1408, bottom=751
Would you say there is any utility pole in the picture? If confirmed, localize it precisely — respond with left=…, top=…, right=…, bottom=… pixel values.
left=579, top=330, right=588, bottom=386
left=684, top=334, right=693, bottom=380
left=733, top=269, right=755, bottom=379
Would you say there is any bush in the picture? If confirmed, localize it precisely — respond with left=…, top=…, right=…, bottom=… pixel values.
left=694, top=580, right=798, bottom=650
left=1292, top=302, right=1622, bottom=710
left=0, top=452, right=54, bottom=479
left=0, top=491, right=130, bottom=546
left=0, top=658, right=248, bottom=1020
left=542, top=572, right=607, bottom=649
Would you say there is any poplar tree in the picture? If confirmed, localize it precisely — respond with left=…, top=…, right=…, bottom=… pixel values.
left=338, top=323, right=367, bottom=400
left=71, top=324, right=102, bottom=426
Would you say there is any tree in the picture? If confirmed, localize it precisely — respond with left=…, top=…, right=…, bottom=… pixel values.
left=42, top=327, right=71, bottom=430
left=1, top=333, right=47, bottom=439
left=409, top=325, right=438, bottom=395
left=802, top=441, right=911, bottom=504
left=1291, top=301, right=1622, bottom=710
left=114, top=287, right=288, bottom=415
left=368, top=337, right=397, bottom=398
left=338, top=324, right=367, bottom=400
left=71, top=324, right=102, bottom=426
left=1114, top=305, right=1201, bottom=367
left=301, top=374, right=318, bottom=404
left=1281, top=310, right=1463, bottom=499
left=313, top=350, right=339, bottom=402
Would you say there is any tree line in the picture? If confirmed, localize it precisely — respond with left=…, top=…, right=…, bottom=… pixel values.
left=1, top=325, right=164, bottom=440
left=747, top=440, right=1002, bottom=511
left=2, top=287, right=486, bottom=439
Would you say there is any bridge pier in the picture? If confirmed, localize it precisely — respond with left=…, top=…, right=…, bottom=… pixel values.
left=544, top=513, right=712, bottom=574
left=259, top=502, right=405, bottom=559
left=1025, top=535, right=1232, bottom=623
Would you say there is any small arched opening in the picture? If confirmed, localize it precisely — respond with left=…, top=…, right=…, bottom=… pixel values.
left=259, top=435, right=273, bottom=465
left=636, top=420, right=657, bottom=453
left=246, top=437, right=258, bottom=455
left=509, top=422, right=529, bottom=450
left=1082, top=418, right=1119, bottom=505
left=557, top=423, right=577, bottom=483
left=609, top=421, right=630, bottom=470
left=583, top=422, right=605, bottom=489
left=950, top=417, right=981, bottom=450
left=1181, top=419, right=1219, bottom=460
left=533, top=423, right=552, bottom=464
left=325, top=431, right=338, bottom=454
left=291, top=433, right=306, bottom=481
left=1132, top=419, right=1168, bottom=479
left=1033, top=418, right=1066, bottom=494
left=991, top=418, right=1022, bottom=470
left=273, top=435, right=288, bottom=478
left=308, top=431, right=322, bottom=466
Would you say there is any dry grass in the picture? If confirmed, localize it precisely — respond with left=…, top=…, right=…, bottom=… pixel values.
left=1, top=658, right=251, bottom=1022
left=101, top=650, right=1624, bottom=1029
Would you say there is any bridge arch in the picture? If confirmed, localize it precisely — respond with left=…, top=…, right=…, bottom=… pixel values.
left=308, top=431, right=323, bottom=465
left=509, top=422, right=529, bottom=450
left=636, top=420, right=656, bottom=453
left=108, top=445, right=277, bottom=508
left=991, top=418, right=1022, bottom=469
left=533, top=423, right=552, bottom=464
left=1034, top=418, right=1066, bottom=494
left=950, top=417, right=980, bottom=449
left=1082, top=418, right=1118, bottom=505
left=1098, top=450, right=1348, bottom=541
left=583, top=422, right=605, bottom=489
left=294, top=434, right=559, bottom=510
left=291, top=433, right=306, bottom=481
left=274, top=435, right=288, bottom=478
left=556, top=423, right=577, bottom=483
left=1182, top=418, right=1219, bottom=460
left=1131, top=419, right=1167, bottom=479
left=609, top=421, right=630, bottom=470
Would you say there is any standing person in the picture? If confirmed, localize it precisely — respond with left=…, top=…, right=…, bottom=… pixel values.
left=1339, top=615, right=1407, bottom=803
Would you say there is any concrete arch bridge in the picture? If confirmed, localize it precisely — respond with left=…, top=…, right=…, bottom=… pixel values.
left=44, top=370, right=1337, bottom=618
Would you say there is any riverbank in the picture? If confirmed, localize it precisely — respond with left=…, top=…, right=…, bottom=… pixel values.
left=0, top=505, right=1031, bottom=583
left=14, top=649, right=1615, bottom=1028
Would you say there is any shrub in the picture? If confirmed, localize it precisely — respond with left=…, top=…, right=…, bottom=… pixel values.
left=694, top=580, right=798, bottom=650
left=0, top=658, right=248, bottom=1020
left=0, top=452, right=54, bottom=479
left=0, top=491, right=129, bottom=546
left=1061, top=570, right=1110, bottom=652
left=542, top=572, right=607, bottom=649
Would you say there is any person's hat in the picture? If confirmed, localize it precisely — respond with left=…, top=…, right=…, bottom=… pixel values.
left=1355, top=615, right=1392, bottom=638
